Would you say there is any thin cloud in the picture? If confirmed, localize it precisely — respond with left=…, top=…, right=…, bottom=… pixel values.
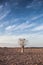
left=0, top=2, right=10, bottom=20
left=26, top=0, right=43, bottom=9
left=14, top=23, right=36, bottom=31
left=32, top=0, right=42, bottom=8
left=32, top=25, right=43, bottom=31
left=26, top=5, right=32, bottom=8
left=5, top=25, right=16, bottom=31
left=31, top=14, right=43, bottom=20
left=0, top=24, right=3, bottom=28
left=0, top=10, right=10, bottom=20
left=5, top=21, right=36, bottom=33
left=0, top=5, right=3, bottom=9
left=5, top=21, right=29, bottom=32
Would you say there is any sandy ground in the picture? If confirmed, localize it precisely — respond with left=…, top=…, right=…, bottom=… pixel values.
left=0, top=47, right=43, bottom=65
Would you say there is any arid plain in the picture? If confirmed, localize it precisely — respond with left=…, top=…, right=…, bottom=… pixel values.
left=0, top=47, right=43, bottom=65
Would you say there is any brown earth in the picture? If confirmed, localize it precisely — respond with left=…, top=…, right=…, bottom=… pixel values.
left=0, top=47, right=43, bottom=65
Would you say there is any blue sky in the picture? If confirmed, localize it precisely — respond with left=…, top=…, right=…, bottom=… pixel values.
left=0, top=0, right=43, bottom=47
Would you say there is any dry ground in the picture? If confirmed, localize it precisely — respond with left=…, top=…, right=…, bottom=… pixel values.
left=0, top=47, right=43, bottom=65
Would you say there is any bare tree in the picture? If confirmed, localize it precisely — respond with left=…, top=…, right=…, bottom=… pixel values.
left=18, top=38, right=27, bottom=53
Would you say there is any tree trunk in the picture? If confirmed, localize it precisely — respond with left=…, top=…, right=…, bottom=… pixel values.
left=21, top=46, right=24, bottom=53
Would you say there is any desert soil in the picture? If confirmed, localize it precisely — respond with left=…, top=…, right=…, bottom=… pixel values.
left=0, top=47, right=43, bottom=65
